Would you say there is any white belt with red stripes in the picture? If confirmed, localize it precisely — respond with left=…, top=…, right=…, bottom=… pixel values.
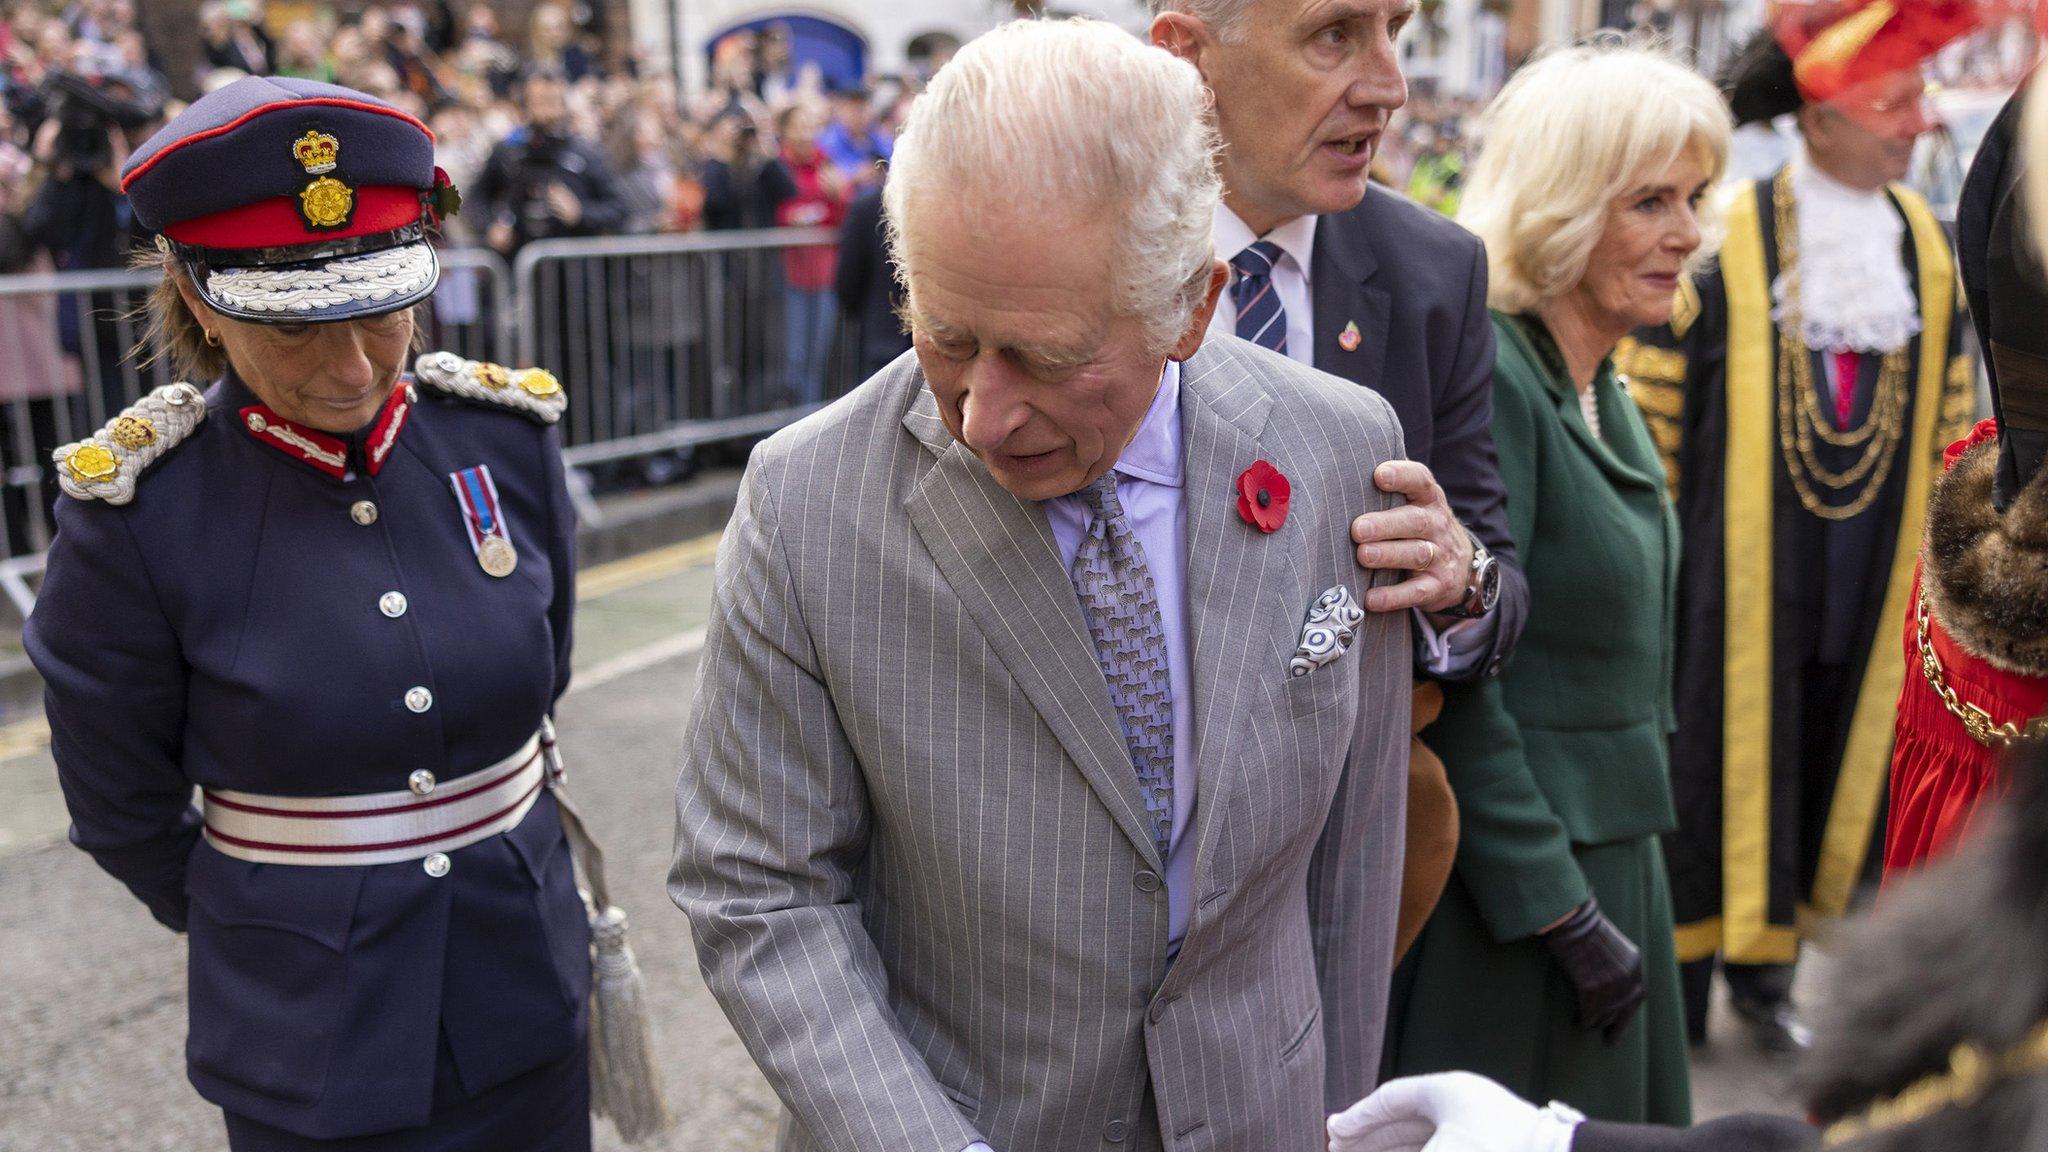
left=200, top=732, right=546, bottom=866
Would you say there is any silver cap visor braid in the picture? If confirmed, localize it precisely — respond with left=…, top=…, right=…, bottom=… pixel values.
left=205, top=243, right=435, bottom=315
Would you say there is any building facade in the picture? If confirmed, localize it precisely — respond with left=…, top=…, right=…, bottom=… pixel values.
left=627, top=0, right=1152, bottom=94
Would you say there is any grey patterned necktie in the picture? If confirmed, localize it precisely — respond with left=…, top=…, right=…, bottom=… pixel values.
left=1070, top=472, right=1175, bottom=857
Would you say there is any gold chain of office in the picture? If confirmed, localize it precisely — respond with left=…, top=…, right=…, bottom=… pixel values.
left=1823, top=1019, right=2048, bottom=1146
left=1915, top=590, right=2048, bottom=748
left=1771, top=168, right=1913, bottom=522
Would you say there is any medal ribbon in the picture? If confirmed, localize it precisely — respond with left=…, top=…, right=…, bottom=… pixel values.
left=449, top=465, right=510, bottom=558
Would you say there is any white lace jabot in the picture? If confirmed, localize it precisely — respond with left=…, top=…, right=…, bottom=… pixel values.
left=1771, top=146, right=1921, bottom=354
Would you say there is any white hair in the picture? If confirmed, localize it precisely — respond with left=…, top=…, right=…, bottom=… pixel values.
left=883, top=18, right=1222, bottom=355
left=1457, top=38, right=1734, bottom=314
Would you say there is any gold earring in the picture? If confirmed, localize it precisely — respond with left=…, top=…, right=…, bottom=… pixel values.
left=203, top=329, right=221, bottom=347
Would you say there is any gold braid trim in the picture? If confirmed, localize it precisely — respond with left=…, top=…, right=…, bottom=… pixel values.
left=1616, top=340, right=1686, bottom=386
left=1616, top=336, right=1686, bottom=498
left=1941, top=355, right=1978, bottom=448
left=1823, top=1021, right=2048, bottom=1146
left=1670, top=278, right=1701, bottom=339
left=1718, top=180, right=1796, bottom=963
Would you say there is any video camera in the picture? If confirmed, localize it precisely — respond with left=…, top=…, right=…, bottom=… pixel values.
left=509, top=129, right=580, bottom=236
left=40, top=66, right=165, bottom=175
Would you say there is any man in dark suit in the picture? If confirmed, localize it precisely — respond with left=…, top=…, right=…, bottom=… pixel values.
left=1153, top=0, right=1529, bottom=953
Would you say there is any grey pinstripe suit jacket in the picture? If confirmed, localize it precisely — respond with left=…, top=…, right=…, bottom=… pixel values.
left=670, top=335, right=1412, bottom=1152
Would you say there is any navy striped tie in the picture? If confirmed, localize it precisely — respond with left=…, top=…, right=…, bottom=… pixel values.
left=1231, top=240, right=1289, bottom=355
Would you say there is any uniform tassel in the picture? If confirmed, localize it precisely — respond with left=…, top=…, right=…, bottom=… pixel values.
left=587, top=903, right=671, bottom=1143
left=542, top=719, right=674, bottom=1145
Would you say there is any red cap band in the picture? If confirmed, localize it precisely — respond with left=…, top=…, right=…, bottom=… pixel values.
left=164, top=186, right=424, bottom=251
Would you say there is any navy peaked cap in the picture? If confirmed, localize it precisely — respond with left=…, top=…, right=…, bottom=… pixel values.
left=121, top=76, right=436, bottom=235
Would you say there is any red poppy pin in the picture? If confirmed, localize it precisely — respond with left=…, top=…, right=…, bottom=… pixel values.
left=1236, top=460, right=1290, bottom=533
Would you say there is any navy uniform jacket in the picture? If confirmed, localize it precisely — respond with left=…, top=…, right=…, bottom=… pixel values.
left=24, top=364, right=589, bottom=1139
left=1575, top=1115, right=1817, bottom=1152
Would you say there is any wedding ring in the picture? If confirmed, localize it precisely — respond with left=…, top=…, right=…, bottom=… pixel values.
left=1422, top=541, right=1436, bottom=569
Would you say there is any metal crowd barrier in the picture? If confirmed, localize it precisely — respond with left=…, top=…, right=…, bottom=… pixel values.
left=0, top=230, right=889, bottom=612
left=511, top=226, right=866, bottom=476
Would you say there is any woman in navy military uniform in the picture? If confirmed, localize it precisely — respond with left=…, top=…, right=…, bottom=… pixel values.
left=23, top=76, right=594, bottom=1150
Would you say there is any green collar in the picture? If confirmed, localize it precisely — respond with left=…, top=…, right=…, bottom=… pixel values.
left=1499, top=310, right=1618, bottom=401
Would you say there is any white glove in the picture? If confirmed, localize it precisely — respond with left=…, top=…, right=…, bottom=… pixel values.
left=1327, top=1072, right=1583, bottom=1152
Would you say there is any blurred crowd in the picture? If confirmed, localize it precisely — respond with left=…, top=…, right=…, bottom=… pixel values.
left=0, top=0, right=921, bottom=260
left=0, top=0, right=927, bottom=551
left=1376, top=96, right=1484, bottom=217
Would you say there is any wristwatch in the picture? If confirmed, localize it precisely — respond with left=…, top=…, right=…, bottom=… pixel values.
left=1441, top=528, right=1500, bottom=619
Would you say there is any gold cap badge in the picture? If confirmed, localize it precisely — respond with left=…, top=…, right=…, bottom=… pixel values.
left=293, top=130, right=340, bottom=174
left=299, top=176, right=355, bottom=231
left=477, top=363, right=512, bottom=390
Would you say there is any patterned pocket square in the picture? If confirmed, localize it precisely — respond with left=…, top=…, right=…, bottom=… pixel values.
left=1289, top=585, right=1366, bottom=677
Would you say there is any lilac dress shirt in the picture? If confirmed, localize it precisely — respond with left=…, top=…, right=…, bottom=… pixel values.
left=1043, top=360, right=1197, bottom=952
left=959, top=362, right=1193, bottom=1152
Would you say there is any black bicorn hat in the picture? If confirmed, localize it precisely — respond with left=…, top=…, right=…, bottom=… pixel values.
left=1722, top=27, right=1806, bottom=127
left=1958, top=83, right=2048, bottom=509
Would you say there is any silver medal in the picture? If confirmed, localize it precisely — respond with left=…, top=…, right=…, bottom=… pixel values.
left=478, top=534, right=517, bottom=578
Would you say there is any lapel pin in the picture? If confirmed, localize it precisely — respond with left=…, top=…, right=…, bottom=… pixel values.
left=1235, top=460, right=1291, bottom=534
left=1338, top=320, right=1362, bottom=353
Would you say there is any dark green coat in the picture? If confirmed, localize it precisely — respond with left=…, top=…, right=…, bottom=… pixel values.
left=1386, top=311, right=1691, bottom=1125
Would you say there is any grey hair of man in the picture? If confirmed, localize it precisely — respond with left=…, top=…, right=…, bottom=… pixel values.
left=883, top=18, right=1223, bottom=356
left=1146, top=0, right=1252, bottom=43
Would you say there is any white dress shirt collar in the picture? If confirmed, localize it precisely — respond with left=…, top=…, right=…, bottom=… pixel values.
left=1213, top=204, right=1319, bottom=284
left=1210, top=206, right=1319, bottom=366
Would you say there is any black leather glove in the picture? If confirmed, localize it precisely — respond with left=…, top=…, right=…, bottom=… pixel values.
left=1540, top=898, right=1646, bottom=1045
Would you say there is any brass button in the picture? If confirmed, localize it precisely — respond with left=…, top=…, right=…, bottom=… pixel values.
left=404, top=686, right=433, bottom=713
left=379, top=591, right=408, bottom=618
left=422, top=852, right=450, bottom=878
left=351, top=500, right=378, bottom=526
left=407, top=769, right=436, bottom=796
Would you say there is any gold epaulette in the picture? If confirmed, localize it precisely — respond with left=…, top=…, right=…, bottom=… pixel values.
left=411, top=352, right=566, bottom=425
left=52, top=382, right=208, bottom=505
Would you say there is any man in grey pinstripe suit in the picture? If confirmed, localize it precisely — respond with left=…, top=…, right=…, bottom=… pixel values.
left=671, top=21, right=1412, bottom=1152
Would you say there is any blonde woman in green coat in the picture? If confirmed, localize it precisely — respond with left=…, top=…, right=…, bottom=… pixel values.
left=1383, top=42, right=1731, bottom=1124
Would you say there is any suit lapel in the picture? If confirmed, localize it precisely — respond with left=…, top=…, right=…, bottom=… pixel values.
left=1173, top=341, right=1293, bottom=891
left=901, top=386, right=1166, bottom=867
left=1311, top=202, right=1392, bottom=407
left=1557, top=383, right=1664, bottom=494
